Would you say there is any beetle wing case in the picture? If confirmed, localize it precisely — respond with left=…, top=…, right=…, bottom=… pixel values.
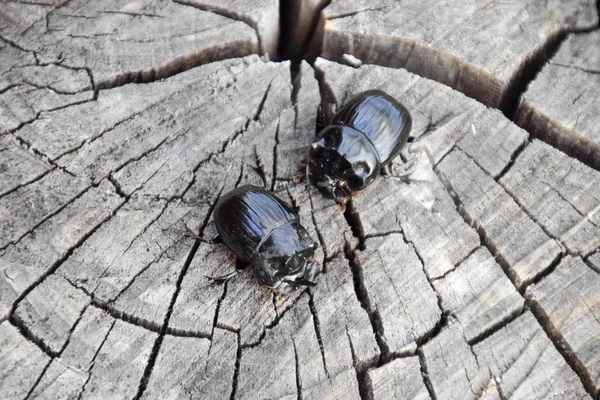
left=213, top=185, right=297, bottom=263
left=213, top=185, right=319, bottom=291
left=330, top=89, right=412, bottom=165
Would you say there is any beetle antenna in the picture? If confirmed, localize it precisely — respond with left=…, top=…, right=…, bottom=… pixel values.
left=171, top=227, right=222, bottom=244
left=205, top=270, right=239, bottom=282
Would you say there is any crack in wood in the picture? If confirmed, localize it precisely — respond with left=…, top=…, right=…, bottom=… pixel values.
left=466, top=306, right=527, bottom=347
left=229, top=332, right=242, bottom=400
left=133, top=190, right=222, bottom=399
left=343, top=199, right=366, bottom=250
left=498, top=29, right=568, bottom=120
left=344, top=239, right=388, bottom=364
left=434, top=165, right=599, bottom=398
left=524, top=294, right=599, bottom=398
left=430, top=246, right=482, bottom=283
left=417, top=347, right=438, bottom=400
left=292, top=338, right=303, bottom=400
left=76, top=319, right=116, bottom=400
left=239, top=289, right=308, bottom=349
left=53, top=98, right=162, bottom=162
left=0, top=165, right=56, bottom=199
left=62, top=271, right=212, bottom=340
left=4, top=182, right=125, bottom=324
left=270, top=120, right=281, bottom=191
left=307, top=289, right=329, bottom=378
left=22, top=302, right=91, bottom=399
left=207, top=281, right=229, bottom=360
left=306, top=191, right=330, bottom=266
left=494, top=138, right=530, bottom=181
left=94, top=42, right=256, bottom=91
left=346, top=327, right=374, bottom=400
left=173, top=0, right=265, bottom=56
left=251, top=145, right=268, bottom=188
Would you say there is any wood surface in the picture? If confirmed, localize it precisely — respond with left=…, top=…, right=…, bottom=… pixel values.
left=1, top=1, right=599, bottom=399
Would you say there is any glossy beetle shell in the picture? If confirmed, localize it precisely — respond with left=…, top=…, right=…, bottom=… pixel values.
left=214, top=185, right=319, bottom=294
left=308, top=90, right=412, bottom=202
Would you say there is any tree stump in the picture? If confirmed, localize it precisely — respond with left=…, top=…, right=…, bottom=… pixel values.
left=1, top=1, right=599, bottom=399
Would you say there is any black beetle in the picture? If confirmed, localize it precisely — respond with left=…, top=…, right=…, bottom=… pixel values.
left=198, top=185, right=320, bottom=295
left=305, top=90, right=412, bottom=208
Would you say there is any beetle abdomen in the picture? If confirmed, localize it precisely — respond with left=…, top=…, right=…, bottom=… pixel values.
left=330, top=90, right=412, bottom=165
left=214, top=185, right=297, bottom=262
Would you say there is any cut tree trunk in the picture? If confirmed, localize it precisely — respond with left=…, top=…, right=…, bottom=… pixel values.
left=1, top=1, right=599, bottom=399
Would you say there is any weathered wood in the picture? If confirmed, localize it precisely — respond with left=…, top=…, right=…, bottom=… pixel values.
left=237, top=294, right=361, bottom=399
left=0, top=135, right=53, bottom=197
left=0, top=0, right=258, bottom=89
left=28, top=306, right=114, bottom=399
left=1, top=1, right=599, bottom=398
left=588, top=252, right=600, bottom=273
left=499, top=141, right=600, bottom=256
left=309, top=254, right=379, bottom=374
left=357, top=234, right=442, bottom=354
left=527, top=256, right=600, bottom=393
left=473, top=311, right=590, bottom=399
left=517, top=31, right=600, bottom=170
left=13, top=274, right=89, bottom=354
left=0, top=180, right=123, bottom=319
left=77, top=320, right=157, bottom=399
left=0, top=321, right=50, bottom=400
left=317, top=0, right=598, bottom=108
left=431, top=247, right=524, bottom=343
left=420, top=312, right=591, bottom=399
left=437, top=147, right=564, bottom=287
left=367, top=356, right=429, bottom=400
left=173, top=0, right=279, bottom=59
left=143, top=329, right=237, bottom=399
left=0, top=170, right=90, bottom=247
left=0, top=63, right=92, bottom=133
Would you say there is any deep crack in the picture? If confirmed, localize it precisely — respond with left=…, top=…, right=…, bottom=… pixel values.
left=344, top=239, right=388, bottom=364
left=434, top=163, right=599, bottom=398
left=133, top=189, right=223, bottom=399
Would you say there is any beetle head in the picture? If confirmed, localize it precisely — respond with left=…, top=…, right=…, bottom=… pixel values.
left=308, top=126, right=379, bottom=205
left=251, top=223, right=321, bottom=294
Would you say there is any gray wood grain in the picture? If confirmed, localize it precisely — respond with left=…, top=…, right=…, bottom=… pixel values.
left=517, top=31, right=600, bottom=169
left=527, top=256, right=600, bottom=393
left=0, top=321, right=50, bottom=400
left=28, top=306, right=115, bottom=399
left=368, top=356, right=430, bottom=400
left=420, top=312, right=591, bottom=399
left=1, top=2, right=599, bottom=398
left=143, top=329, right=237, bottom=399
left=499, top=141, right=600, bottom=256
left=318, top=0, right=597, bottom=107
left=0, top=180, right=123, bottom=319
left=432, top=247, right=524, bottom=343
left=358, top=234, right=442, bottom=354
left=0, top=0, right=258, bottom=89
left=437, top=148, right=564, bottom=287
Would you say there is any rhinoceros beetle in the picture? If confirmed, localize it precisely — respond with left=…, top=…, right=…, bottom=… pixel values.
left=192, top=185, right=320, bottom=295
left=304, top=90, right=413, bottom=208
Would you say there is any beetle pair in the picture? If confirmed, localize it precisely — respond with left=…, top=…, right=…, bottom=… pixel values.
left=197, top=90, right=413, bottom=294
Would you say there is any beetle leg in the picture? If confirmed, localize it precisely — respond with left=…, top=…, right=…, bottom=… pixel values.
left=384, top=147, right=418, bottom=182
left=293, top=172, right=305, bottom=183
left=177, top=228, right=222, bottom=244
left=316, top=104, right=326, bottom=135
left=205, top=270, right=239, bottom=283
left=294, top=156, right=310, bottom=183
